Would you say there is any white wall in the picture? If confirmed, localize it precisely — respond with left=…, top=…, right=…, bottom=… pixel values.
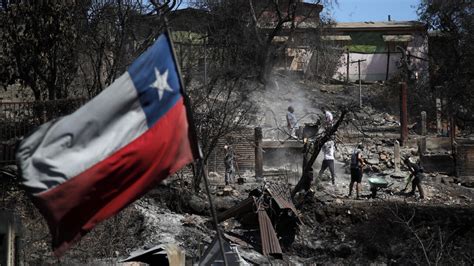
left=333, top=33, right=429, bottom=82
left=334, top=52, right=403, bottom=81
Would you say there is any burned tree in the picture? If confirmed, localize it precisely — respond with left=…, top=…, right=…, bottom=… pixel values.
left=188, top=79, right=255, bottom=192
left=0, top=1, right=180, bottom=99
left=0, top=2, right=81, bottom=100
left=415, top=0, right=474, bottom=132
left=176, top=0, right=337, bottom=191
left=291, top=107, right=349, bottom=198
left=191, top=0, right=328, bottom=83
left=78, top=0, right=175, bottom=98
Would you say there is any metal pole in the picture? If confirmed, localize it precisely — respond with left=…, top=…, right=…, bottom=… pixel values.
left=163, top=18, right=228, bottom=266
left=385, top=44, right=390, bottom=81
left=204, top=41, right=207, bottom=86
left=201, top=164, right=229, bottom=265
left=358, top=60, right=362, bottom=108
left=346, top=49, right=350, bottom=83
left=350, top=59, right=366, bottom=107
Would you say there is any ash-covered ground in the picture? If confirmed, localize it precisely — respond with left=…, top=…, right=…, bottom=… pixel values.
left=2, top=79, right=473, bottom=264
left=3, top=142, right=473, bottom=264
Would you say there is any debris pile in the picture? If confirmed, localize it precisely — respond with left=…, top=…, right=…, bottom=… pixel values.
left=338, top=140, right=417, bottom=175
left=215, top=183, right=301, bottom=259
left=355, top=106, right=402, bottom=132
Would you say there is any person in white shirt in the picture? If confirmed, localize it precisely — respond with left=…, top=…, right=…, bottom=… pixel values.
left=322, top=107, right=333, bottom=128
left=318, top=139, right=336, bottom=185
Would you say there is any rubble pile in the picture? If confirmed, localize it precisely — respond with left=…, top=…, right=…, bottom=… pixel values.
left=215, top=183, right=301, bottom=258
left=354, top=106, right=402, bottom=132
left=337, top=139, right=417, bottom=175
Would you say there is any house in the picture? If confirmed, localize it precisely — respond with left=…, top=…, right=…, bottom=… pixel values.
left=169, top=1, right=324, bottom=74
left=324, top=20, right=429, bottom=82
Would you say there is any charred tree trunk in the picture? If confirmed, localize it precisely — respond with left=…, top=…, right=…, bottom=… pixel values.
left=291, top=109, right=348, bottom=198
left=193, top=160, right=204, bottom=193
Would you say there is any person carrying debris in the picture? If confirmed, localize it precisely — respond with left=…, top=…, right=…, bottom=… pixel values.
left=322, top=107, right=333, bottom=129
left=403, top=157, right=425, bottom=199
left=286, top=106, right=299, bottom=138
left=349, top=143, right=365, bottom=199
left=318, top=139, right=336, bottom=185
left=223, top=145, right=235, bottom=185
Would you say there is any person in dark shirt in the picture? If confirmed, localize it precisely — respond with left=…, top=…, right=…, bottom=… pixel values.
left=349, top=143, right=365, bottom=199
left=403, top=157, right=425, bottom=199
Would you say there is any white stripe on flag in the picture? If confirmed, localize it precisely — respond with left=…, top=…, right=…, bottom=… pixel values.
left=18, top=72, right=148, bottom=192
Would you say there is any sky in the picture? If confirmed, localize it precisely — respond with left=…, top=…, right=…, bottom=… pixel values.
left=328, top=0, right=421, bottom=22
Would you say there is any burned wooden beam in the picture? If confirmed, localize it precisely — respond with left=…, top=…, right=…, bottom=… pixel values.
left=255, top=127, right=263, bottom=179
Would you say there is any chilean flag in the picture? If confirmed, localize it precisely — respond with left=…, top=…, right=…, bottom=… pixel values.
left=16, top=33, right=200, bottom=256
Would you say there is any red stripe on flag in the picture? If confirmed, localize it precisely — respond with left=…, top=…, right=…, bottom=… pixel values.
left=33, top=97, right=195, bottom=256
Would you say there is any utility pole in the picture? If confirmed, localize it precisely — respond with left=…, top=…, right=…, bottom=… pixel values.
left=400, top=81, right=408, bottom=146
left=346, top=48, right=350, bottom=83
left=350, top=59, right=366, bottom=108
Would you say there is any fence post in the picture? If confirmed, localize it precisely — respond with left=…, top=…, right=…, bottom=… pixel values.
left=255, top=127, right=263, bottom=180
left=421, top=111, right=427, bottom=136
left=436, top=98, right=442, bottom=135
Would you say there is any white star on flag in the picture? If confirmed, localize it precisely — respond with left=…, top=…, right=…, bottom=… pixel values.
left=150, top=68, right=173, bottom=100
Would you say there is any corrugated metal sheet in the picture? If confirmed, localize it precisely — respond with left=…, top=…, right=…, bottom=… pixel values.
left=257, top=208, right=282, bottom=258
left=265, top=183, right=301, bottom=223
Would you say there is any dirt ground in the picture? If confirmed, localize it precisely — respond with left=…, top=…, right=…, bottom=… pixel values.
left=2, top=154, right=474, bottom=265
left=203, top=167, right=474, bottom=264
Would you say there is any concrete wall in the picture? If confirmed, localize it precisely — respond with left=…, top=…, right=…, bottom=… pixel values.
left=418, top=137, right=454, bottom=174
left=456, top=140, right=474, bottom=186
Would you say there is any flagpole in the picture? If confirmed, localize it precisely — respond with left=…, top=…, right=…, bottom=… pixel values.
left=162, top=16, right=229, bottom=266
